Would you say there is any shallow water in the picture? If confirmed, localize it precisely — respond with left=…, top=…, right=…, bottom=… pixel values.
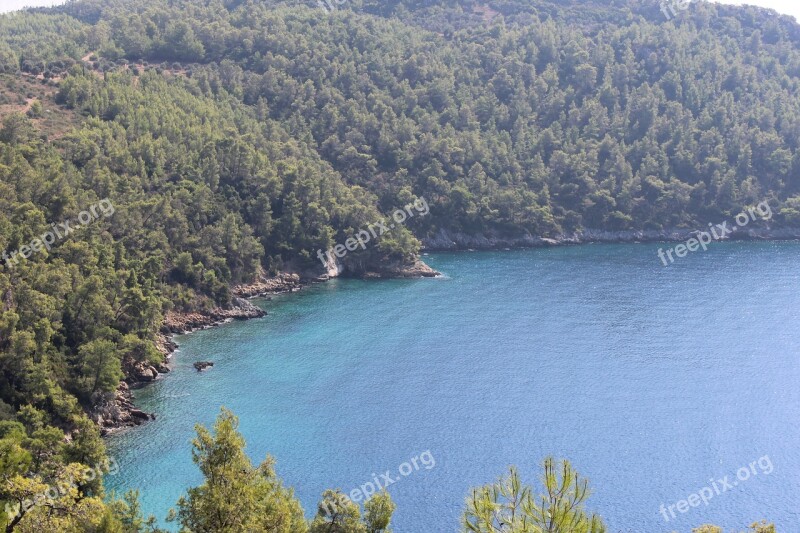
left=107, top=242, right=800, bottom=531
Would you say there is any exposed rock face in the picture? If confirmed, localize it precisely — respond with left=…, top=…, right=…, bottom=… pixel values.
left=193, top=361, right=214, bottom=371
left=362, top=259, right=440, bottom=278
left=130, top=409, right=151, bottom=420
left=156, top=334, right=178, bottom=358
left=89, top=382, right=155, bottom=436
left=129, top=362, right=159, bottom=382
left=315, top=253, right=344, bottom=281
left=162, top=298, right=266, bottom=335
left=232, top=272, right=304, bottom=298
left=421, top=227, right=800, bottom=250
left=308, top=251, right=438, bottom=279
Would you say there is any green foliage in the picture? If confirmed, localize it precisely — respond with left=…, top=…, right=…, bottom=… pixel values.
left=692, top=525, right=723, bottom=533
left=463, top=458, right=606, bottom=533
left=172, top=410, right=395, bottom=533
left=74, top=338, right=123, bottom=398
left=309, top=490, right=367, bottom=533
left=0, top=418, right=121, bottom=533
left=40, top=0, right=800, bottom=236
left=691, top=522, right=776, bottom=533
left=363, top=491, right=395, bottom=533
left=307, top=489, right=395, bottom=533
left=173, top=408, right=307, bottom=533
left=107, top=490, right=166, bottom=533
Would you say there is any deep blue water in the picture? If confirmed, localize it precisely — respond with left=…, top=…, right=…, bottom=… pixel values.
left=107, top=242, right=800, bottom=532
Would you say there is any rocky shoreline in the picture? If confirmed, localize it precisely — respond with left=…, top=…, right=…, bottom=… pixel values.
left=421, top=227, right=800, bottom=251
left=94, top=226, right=800, bottom=434
left=91, top=274, right=299, bottom=435
left=95, top=263, right=439, bottom=435
left=361, top=259, right=440, bottom=278
left=89, top=382, right=156, bottom=435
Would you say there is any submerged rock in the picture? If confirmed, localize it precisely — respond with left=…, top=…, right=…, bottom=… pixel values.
left=193, top=361, right=214, bottom=372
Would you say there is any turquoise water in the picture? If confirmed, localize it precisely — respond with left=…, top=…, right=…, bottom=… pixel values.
left=107, top=243, right=800, bottom=532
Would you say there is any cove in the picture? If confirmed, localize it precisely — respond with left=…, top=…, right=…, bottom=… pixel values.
left=106, top=242, right=800, bottom=531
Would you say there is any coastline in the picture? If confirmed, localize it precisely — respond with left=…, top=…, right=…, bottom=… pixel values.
left=94, top=227, right=800, bottom=435
left=420, top=227, right=800, bottom=251
left=94, top=262, right=439, bottom=435
left=93, top=227, right=800, bottom=435
left=93, top=273, right=305, bottom=435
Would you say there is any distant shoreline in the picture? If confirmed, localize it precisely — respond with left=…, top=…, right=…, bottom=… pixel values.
left=421, top=227, right=800, bottom=251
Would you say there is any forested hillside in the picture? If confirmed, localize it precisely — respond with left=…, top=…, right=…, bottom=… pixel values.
left=33, top=0, right=800, bottom=237
left=0, top=0, right=796, bottom=530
